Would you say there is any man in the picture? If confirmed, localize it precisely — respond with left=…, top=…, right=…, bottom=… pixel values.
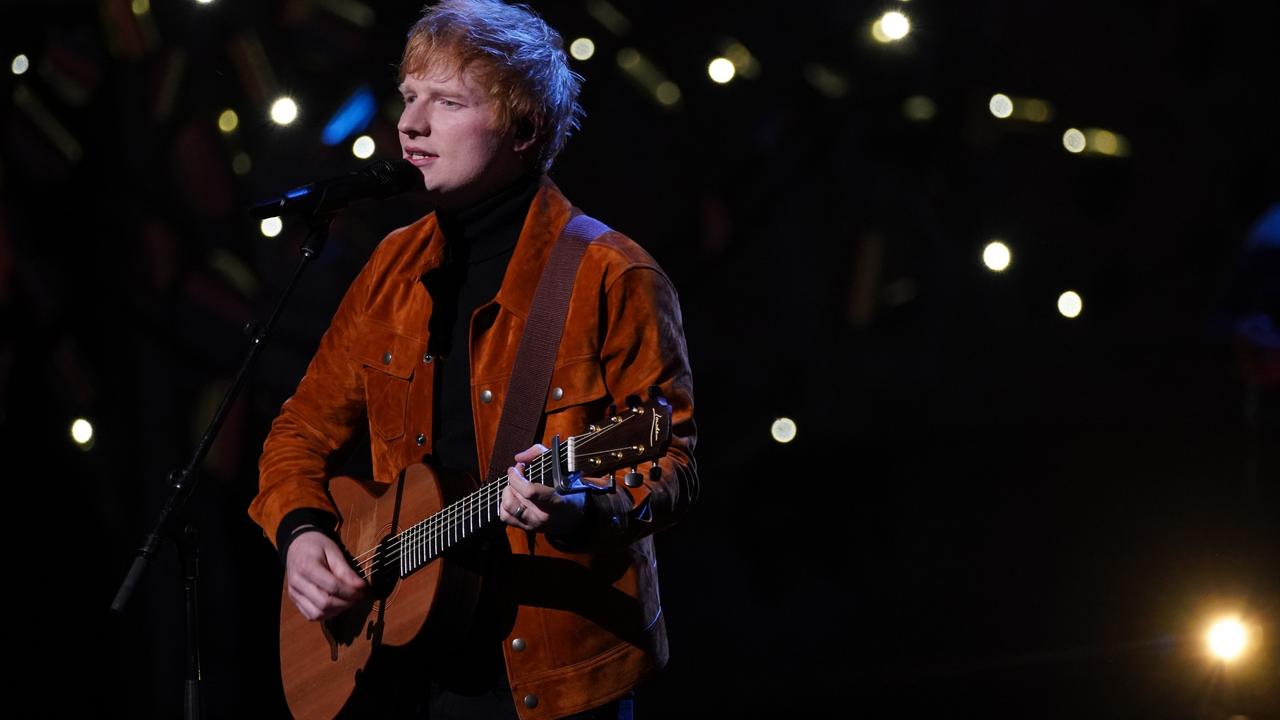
left=247, top=1, right=698, bottom=718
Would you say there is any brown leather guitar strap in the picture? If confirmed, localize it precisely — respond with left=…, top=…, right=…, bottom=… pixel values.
left=483, top=213, right=610, bottom=483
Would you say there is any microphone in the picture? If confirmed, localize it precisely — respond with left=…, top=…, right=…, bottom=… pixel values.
left=249, top=159, right=422, bottom=219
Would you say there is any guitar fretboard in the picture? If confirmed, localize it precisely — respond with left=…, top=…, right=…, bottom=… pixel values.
left=356, top=405, right=657, bottom=581
left=389, top=456, right=540, bottom=577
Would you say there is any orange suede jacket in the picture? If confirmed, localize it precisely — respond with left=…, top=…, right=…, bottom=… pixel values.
left=249, top=177, right=698, bottom=719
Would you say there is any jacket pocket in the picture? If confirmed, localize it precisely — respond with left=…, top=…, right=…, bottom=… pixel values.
left=545, top=355, right=609, bottom=414
left=351, top=327, right=419, bottom=442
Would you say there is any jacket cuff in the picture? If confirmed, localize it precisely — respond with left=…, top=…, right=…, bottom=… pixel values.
left=275, top=507, right=340, bottom=567
left=546, top=490, right=600, bottom=550
left=548, top=490, right=640, bottom=554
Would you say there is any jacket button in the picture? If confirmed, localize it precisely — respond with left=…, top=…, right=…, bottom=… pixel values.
left=511, top=637, right=526, bottom=652
left=422, top=353, right=434, bottom=364
left=416, top=433, right=426, bottom=446
left=382, top=351, right=393, bottom=365
left=522, top=694, right=538, bottom=709
left=480, top=389, right=493, bottom=404
left=551, top=386, right=564, bottom=400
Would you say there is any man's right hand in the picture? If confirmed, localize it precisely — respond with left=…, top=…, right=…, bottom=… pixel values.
left=284, top=531, right=369, bottom=621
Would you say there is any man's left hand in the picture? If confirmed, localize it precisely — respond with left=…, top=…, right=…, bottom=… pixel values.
left=500, top=444, right=587, bottom=534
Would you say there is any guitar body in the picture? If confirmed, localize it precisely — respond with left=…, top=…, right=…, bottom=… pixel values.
left=275, top=394, right=674, bottom=718
left=279, top=463, right=487, bottom=720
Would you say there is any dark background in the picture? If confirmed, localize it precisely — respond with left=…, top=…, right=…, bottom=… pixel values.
left=1, top=0, right=1277, bottom=717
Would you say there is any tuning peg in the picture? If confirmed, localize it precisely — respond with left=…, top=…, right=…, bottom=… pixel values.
left=624, top=465, right=644, bottom=487
left=606, top=403, right=617, bottom=419
left=648, top=463, right=662, bottom=482
left=647, top=384, right=663, bottom=399
left=624, top=393, right=642, bottom=409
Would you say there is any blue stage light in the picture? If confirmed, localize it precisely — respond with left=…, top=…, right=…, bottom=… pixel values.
left=322, top=86, right=376, bottom=146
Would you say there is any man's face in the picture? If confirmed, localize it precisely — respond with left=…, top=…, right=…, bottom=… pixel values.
left=397, top=64, right=527, bottom=210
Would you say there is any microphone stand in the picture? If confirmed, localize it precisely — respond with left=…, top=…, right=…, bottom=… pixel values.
left=111, top=210, right=336, bottom=720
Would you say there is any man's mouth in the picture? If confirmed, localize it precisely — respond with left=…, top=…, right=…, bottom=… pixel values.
left=406, top=150, right=436, bottom=161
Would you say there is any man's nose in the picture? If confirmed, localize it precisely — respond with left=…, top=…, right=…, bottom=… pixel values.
left=398, top=106, right=430, bottom=138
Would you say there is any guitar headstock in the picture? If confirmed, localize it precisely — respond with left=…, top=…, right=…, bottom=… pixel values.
left=570, top=388, right=672, bottom=477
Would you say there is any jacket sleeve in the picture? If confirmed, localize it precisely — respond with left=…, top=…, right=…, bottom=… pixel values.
left=550, top=263, right=699, bottom=554
left=247, top=252, right=379, bottom=550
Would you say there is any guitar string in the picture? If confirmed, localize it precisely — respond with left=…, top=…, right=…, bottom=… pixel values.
left=352, top=413, right=648, bottom=576
left=349, top=413, right=645, bottom=575
left=353, top=412, right=641, bottom=576
left=353, top=410, right=647, bottom=575
left=351, top=438, right=566, bottom=576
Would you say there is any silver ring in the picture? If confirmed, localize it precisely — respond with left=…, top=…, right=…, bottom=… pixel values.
left=512, top=504, right=525, bottom=518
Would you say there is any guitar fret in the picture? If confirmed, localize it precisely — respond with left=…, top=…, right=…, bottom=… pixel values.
left=385, top=424, right=658, bottom=580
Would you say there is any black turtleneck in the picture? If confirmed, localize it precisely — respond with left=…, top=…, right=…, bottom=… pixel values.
left=425, top=173, right=541, bottom=478
left=421, top=174, right=542, bottom=691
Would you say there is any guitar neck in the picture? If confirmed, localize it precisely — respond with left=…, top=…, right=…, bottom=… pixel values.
left=386, top=441, right=565, bottom=578
left=381, top=401, right=666, bottom=579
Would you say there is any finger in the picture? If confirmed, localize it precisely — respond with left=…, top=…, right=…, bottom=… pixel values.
left=499, top=487, right=533, bottom=529
left=508, top=469, right=547, bottom=500
left=513, top=481, right=561, bottom=508
left=513, top=444, right=547, bottom=463
left=290, top=588, right=323, bottom=621
left=500, top=505, right=532, bottom=530
left=324, top=544, right=368, bottom=594
left=506, top=485, right=555, bottom=530
left=318, top=592, right=356, bottom=619
left=518, top=503, right=550, bottom=529
left=290, top=575, right=335, bottom=619
left=296, top=575, right=358, bottom=619
left=295, top=562, right=345, bottom=599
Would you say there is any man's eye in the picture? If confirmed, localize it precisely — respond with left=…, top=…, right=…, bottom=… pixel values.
left=439, top=99, right=461, bottom=108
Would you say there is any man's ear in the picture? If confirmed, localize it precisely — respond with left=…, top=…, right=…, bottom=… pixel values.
left=513, top=118, right=537, bottom=152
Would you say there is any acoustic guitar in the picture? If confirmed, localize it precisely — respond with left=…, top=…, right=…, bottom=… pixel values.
left=279, top=393, right=672, bottom=719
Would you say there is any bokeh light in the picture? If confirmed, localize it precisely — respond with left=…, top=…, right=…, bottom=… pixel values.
left=983, top=241, right=1012, bottom=272
left=270, top=97, right=299, bottom=126
left=1058, top=290, right=1083, bottom=318
left=655, top=82, right=681, bottom=106
left=1063, top=128, right=1086, bottom=153
left=351, top=135, right=375, bottom=159
left=771, top=418, right=798, bottom=444
left=989, top=93, right=1013, bottom=118
left=70, top=418, right=94, bottom=448
left=569, top=37, right=595, bottom=61
left=217, top=109, right=239, bottom=133
left=708, top=57, right=735, bottom=84
left=1206, top=617, right=1248, bottom=662
left=903, top=95, right=936, bottom=121
left=260, top=216, right=283, bottom=238
left=873, top=11, right=911, bottom=42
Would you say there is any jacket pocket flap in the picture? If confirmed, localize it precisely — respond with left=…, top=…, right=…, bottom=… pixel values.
left=350, top=326, right=420, bottom=380
left=545, top=356, right=608, bottom=412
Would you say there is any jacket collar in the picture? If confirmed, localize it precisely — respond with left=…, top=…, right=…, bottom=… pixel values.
left=411, top=175, right=575, bottom=321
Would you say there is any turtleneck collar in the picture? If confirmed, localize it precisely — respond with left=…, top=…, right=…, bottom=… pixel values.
left=436, top=172, right=541, bottom=265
